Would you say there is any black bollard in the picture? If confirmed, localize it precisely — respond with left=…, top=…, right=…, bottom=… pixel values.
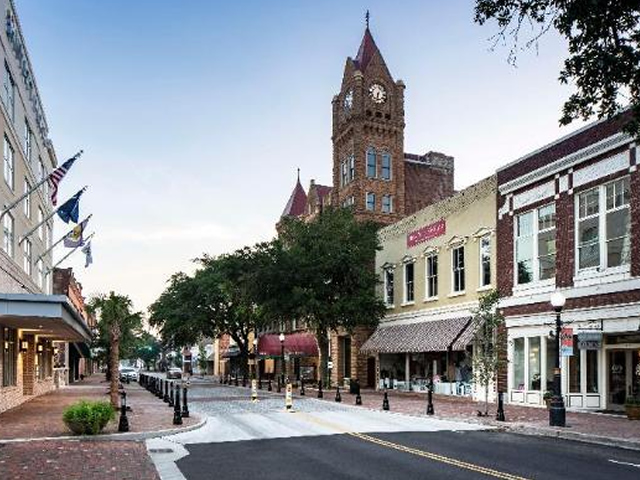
left=157, top=379, right=164, bottom=399
left=258, top=377, right=263, bottom=390
left=126, top=375, right=130, bottom=385
left=235, top=375, right=239, bottom=387
left=168, top=382, right=174, bottom=407
left=173, top=385, right=183, bottom=425
left=277, top=376, right=281, bottom=393
left=242, top=375, right=247, bottom=388
left=268, top=379, right=272, bottom=392
left=219, top=375, right=223, bottom=384
left=317, top=380, right=323, bottom=399
left=427, top=384, right=434, bottom=415
left=164, top=380, right=169, bottom=403
left=355, top=381, right=362, bottom=406
left=335, top=386, right=342, bottom=403
left=118, top=392, right=129, bottom=432
left=382, top=390, right=390, bottom=411
left=496, top=391, right=506, bottom=421
left=182, top=385, right=190, bottom=418
left=300, top=378, right=305, bottom=396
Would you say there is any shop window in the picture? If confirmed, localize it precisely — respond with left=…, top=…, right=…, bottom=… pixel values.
left=404, top=261, right=415, bottom=303
left=426, top=254, right=438, bottom=299
left=479, top=235, right=491, bottom=287
left=2, top=327, right=17, bottom=386
left=452, top=246, right=465, bottom=293
left=513, top=338, right=525, bottom=390
left=545, top=337, right=556, bottom=392
left=528, top=337, right=541, bottom=390
left=577, top=177, right=630, bottom=270
left=515, top=204, right=556, bottom=285
left=586, top=350, right=598, bottom=393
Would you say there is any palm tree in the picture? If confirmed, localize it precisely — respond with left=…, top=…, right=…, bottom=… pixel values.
left=88, top=292, right=142, bottom=407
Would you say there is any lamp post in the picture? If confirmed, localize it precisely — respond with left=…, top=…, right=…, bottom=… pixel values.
left=252, top=338, right=258, bottom=380
left=549, top=291, right=566, bottom=427
left=279, top=333, right=286, bottom=388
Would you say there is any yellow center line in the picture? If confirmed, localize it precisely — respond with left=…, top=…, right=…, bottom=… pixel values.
left=294, top=412, right=530, bottom=480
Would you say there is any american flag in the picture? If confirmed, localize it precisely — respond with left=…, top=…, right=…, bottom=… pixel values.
left=48, top=155, right=78, bottom=206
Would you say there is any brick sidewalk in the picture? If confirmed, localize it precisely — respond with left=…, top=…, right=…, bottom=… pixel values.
left=0, top=374, right=198, bottom=440
left=315, top=387, right=640, bottom=444
left=0, top=440, right=159, bottom=480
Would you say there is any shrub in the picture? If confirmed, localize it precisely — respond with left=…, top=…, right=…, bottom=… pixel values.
left=625, top=396, right=640, bottom=407
left=63, top=400, right=116, bottom=435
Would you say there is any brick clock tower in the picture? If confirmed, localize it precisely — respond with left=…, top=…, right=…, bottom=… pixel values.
left=332, top=26, right=406, bottom=225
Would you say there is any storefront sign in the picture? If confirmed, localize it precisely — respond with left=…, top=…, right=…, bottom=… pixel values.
left=327, top=361, right=334, bottom=370
left=578, top=331, right=602, bottom=350
left=407, top=219, right=446, bottom=248
left=561, top=327, right=574, bottom=356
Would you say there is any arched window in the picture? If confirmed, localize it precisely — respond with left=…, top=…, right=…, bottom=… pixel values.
left=366, top=148, right=377, bottom=178
left=381, top=152, right=391, bottom=180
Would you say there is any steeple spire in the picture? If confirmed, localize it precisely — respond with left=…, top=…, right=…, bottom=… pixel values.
left=365, top=10, right=370, bottom=29
left=354, top=21, right=380, bottom=72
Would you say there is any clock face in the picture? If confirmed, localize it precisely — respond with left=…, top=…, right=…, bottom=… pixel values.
left=369, top=83, right=387, bottom=104
left=344, top=90, right=353, bottom=111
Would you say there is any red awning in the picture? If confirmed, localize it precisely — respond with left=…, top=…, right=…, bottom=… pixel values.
left=257, top=332, right=318, bottom=357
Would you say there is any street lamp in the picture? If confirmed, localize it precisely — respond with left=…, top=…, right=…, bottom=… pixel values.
left=549, top=291, right=567, bottom=427
left=279, top=333, right=285, bottom=387
left=252, top=338, right=258, bottom=380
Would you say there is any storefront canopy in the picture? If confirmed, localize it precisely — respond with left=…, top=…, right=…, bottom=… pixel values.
left=0, top=293, right=92, bottom=342
left=258, top=332, right=318, bottom=357
left=360, top=317, right=473, bottom=354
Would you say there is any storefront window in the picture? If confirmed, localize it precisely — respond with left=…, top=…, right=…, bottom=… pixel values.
left=546, top=337, right=556, bottom=392
left=528, top=337, right=541, bottom=390
left=586, top=350, right=598, bottom=393
left=513, top=338, right=524, bottom=390
left=569, top=337, right=580, bottom=393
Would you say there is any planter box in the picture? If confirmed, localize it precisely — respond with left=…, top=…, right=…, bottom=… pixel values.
left=625, top=405, right=640, bottom=421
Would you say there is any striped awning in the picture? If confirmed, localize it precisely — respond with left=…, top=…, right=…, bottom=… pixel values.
left=360, top=317, right=473, bottom=354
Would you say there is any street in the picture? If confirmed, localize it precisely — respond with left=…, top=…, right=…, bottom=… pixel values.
left=147, top=382, right=640, bottom=480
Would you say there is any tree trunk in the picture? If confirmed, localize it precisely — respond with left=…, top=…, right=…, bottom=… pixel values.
left=316, top=331, right=329, bottom=387
left=484, top=381, right=490, bottom=416
left=109, top=324, right=120, bottom=408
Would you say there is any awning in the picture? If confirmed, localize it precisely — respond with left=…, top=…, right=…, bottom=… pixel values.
left=360, top=317, right=473, bottom=354
left=258, top=332, right=318, bottom=357
left=0, top=293, right=92, bottom=342
left=72, top=342, right=92, bottom=358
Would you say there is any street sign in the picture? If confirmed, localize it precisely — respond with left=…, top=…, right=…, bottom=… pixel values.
left=578, top=331, right=602, bottom=350
left=285, top=382, right=293, bottom=411
left=328, top=361, right=334, bottom=369
left=561, top=327, right=574, bottom=356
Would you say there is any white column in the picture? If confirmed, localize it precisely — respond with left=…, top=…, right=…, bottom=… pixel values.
left=405, top=353, right=410, bottom=389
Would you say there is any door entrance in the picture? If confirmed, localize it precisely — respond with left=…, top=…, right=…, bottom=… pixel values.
left=608, top=349, right=640, bottom=409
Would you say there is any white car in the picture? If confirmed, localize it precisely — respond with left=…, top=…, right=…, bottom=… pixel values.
left=166, top=367, right=182, bottom=380
left=119, top=367, right=138, bottom=382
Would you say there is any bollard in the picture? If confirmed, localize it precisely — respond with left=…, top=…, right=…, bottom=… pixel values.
left=355, top=381, right=362, bottom=406
left=126, top=375, right=130, bottom=385
left=242, top=375, right=247, bottom=388
left=268, top=379, right=272, bottom=392
left=426, top=384, right=434, bottom=415
left=496, top=391, right=506, bottom=422
left=317, top=380, right=323, bottom=399
left=219, top=375, right=223, bottom=384
left=300, top=378, right=305, bottom=396
left=285, top=381, right=293, bottom=411
left=382, top=390, right=390, bottom=411
left=335, top=386, right=342, bottom=402
left=258, top=377, right=263, bottom=390
left=118, top=391, right=129, bottom=432
left=168, top=382, right=174, bottom=407
left=235, top=375, right=239, bottom=387
left=277, top=376, right=281, bottom=393
left=157, top=379, right=164, bottom=399
left=173, top=385, right=183, bottom=425
left=182, top=384, right=190, bottom=418
left=163, top=380, right=169, bottom=403
left=251, top=378, right=259, bottom=402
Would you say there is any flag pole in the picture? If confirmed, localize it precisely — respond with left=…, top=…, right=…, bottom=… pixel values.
left=0, top=150, right=83, bottom=225
left=45, top=232, right=95, bottom=274
left=36, top=213, right=92, bottom=262
left=18, top=186, right=88, bottom=246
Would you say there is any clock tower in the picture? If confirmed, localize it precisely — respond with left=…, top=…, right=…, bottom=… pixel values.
left=331, top=24, right=407, bottom=225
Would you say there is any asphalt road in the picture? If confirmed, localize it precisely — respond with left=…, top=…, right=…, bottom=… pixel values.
left=147, top=382, right=640, bottom=480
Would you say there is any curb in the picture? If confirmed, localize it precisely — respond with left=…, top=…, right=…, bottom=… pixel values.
left=0, top=415, right=207, bottom=444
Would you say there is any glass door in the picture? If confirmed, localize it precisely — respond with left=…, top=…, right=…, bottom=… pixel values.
left=632, top=349, right=640, bottom=399
left=608, top=350, right=627, bottom=408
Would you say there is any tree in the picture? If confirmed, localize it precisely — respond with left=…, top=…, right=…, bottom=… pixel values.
left=471, top=289, right=507, bottom=417
left=474, top=1, right=640, bottom=135
left=133, top=331, right=162, bottom=371
left=268, top=207, right=387, bottom=385
left=88, top=292, right=142, bottom=407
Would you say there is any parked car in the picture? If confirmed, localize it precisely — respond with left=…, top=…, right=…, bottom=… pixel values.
left=119, top=367, right=138, bottom=382
left=166, top=367, right=182, bottom=379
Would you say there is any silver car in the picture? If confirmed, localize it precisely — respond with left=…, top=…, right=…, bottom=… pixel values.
left=166, top=367, right=182, bottom=379
left=119, top=367, right=138, bottom=381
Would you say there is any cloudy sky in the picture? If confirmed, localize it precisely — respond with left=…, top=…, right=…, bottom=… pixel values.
left=18, top=0, right=581, bottom=313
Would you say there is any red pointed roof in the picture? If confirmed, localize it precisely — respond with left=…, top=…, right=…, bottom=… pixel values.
left=281, top=177, right=307, bottom=218
left=353, top=27, right=380, bottom=71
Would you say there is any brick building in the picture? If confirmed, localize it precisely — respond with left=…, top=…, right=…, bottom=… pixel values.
left=497, top=112, right=640, bottom=411
left=0, top=0, right=90, bottom=413
left=276, top=23, right=456, bottom=387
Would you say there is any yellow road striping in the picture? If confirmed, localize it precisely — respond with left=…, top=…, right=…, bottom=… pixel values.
left=294, top=412, right=530, bottom=480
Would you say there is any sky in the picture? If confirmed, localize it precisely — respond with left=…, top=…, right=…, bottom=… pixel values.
left=16, top=0, right=582, bottom=313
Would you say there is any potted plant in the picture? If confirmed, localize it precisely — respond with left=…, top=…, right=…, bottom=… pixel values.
left=543, top=391, right=553, bottom=409
left=625, top=396, right=640, bottom=420
left=63, top=400, right=116, bottom=435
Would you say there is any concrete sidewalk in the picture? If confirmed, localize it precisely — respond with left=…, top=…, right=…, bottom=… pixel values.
left=0, top=374, right=199, bottom=441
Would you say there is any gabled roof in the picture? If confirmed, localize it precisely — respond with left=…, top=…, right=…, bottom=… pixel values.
left=314, top=184, right=332, bottom=200
left=281, top=177, right=307, bottom=218
left=353, top=27, right=381, bottom=71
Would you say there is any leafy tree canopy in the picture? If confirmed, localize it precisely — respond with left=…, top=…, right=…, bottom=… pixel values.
left=475, top=0, right=640, bottom=135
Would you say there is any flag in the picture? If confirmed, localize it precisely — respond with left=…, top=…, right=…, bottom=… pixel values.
left=81, top=241, right=93, bottom=268
left=57, top=190, right=84, bottom=224
left=63, top=217, right=89, bottom=248
left=48, top=155, right=78, bottom=206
